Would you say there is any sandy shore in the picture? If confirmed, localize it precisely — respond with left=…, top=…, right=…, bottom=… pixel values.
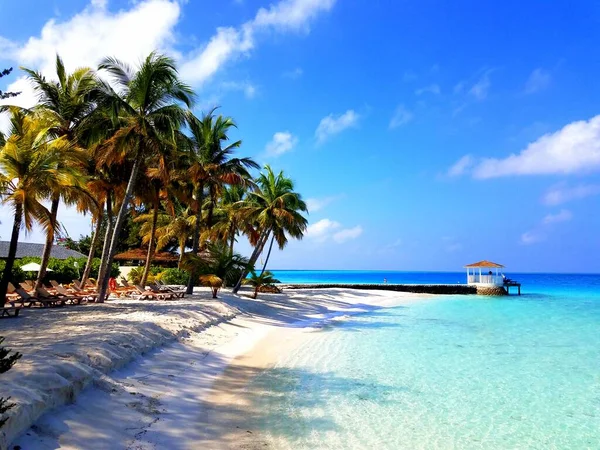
left=4, top=287, right=428, bottom=449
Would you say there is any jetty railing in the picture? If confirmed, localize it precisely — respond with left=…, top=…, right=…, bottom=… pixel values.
left=467, top=274, right=504, bottom=285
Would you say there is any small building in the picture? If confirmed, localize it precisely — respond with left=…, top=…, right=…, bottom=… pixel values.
left=0, top=241, right=86, bottom=260
left=113, top=248, right=179, bottom=267
left=465, top=260, right=504, bottom=286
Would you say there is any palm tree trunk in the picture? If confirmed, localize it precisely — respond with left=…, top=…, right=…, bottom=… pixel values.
left=140, top=194, right=159, bottom=286
left=228, top=222, right=236, bottom=257
left=35, top=197, right=60, bottom=290
left=232, top=228, right=270, bottom=294
left=178, top=240, right=185, bottom=268
left=186, top=183, right=204, bottom=295
left=81, top=209, right=103, bottom=285
left=207, top=188, right=215, bottom=230
left=97, top=194, right=113, bottom=290
left=0, top=203, right=23, bottom=302
left=98, top=160, right=141, bottom=302
left=260, top=234, right=276, bottom=276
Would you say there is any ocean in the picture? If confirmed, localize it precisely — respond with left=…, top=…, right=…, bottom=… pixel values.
left=252, top=271, right=600, bottom=449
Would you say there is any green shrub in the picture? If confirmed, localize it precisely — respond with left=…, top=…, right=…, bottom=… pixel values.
left=160, top=268, right=189, bottom=285
left=127, top=266, right=163, bottom=285
left=0, top=256, right=119, bottom=285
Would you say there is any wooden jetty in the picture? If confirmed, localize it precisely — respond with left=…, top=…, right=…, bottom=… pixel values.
left=504, top=280, right=521, bottom=295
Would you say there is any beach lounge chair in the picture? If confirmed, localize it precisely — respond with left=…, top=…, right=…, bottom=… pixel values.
left=37, top=285, right=85, bottom=305
left=149, top=282, right=185, bottom=298
left=1, top=306, right=21, bottom=318
left=20, top=281, right=35, bottom=293
left=15, top=288, right=66, bottom=308
left=56, top=283, right=98, bottom=302
left=72, top=280, right=96, bottom=292
left=112, top=279, right=140, bottom=298
left=71, top=280, right=100, bottom=297
left=6, top=282, right=20, bottom=302
left=6, top=283, right=34, bottom=308
left=133, top=284, right=174, bottom=300
left=155, top=281, right=186, bottom=298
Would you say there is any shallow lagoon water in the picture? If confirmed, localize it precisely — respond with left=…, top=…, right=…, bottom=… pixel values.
left=252, top=272, right=600, bottom=449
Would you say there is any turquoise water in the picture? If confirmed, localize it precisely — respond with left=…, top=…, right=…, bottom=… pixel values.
left=250, top=272, right=600, bottom=449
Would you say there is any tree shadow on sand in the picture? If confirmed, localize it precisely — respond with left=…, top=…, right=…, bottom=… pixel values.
left=194, top=356, right=409, bottom=447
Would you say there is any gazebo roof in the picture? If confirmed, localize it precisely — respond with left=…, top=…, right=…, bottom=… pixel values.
left=464, top=260, right=505, bottom=268
left=114, top=248, right=179, bottom=262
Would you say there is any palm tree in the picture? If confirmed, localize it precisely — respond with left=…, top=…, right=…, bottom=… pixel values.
left=0, top=110, right=68, bottom=300
left=181, top=242, right=249, bottom=294
left=207, top=185, right=258, bottom=256
left=232, top=165, right=308, bottom=293
left=11, top=56, right=98, bottom=289
left=184, top=109, right=258, bottom=294
left=94, top=52, right=194, bottom=302
left=242, top=270, right=280, bottom=299
left=136, top=176, right=163, bottom=286
left=79, top=157, right=116, bottom=285
left=155, top=203, right=195, bottom=267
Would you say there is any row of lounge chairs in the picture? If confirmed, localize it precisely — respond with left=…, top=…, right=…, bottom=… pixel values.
left=3, top=279, right=100, bottom=312
left=1, top=278, right=188, bottom=319
left=112, top=279, right=186, bottom=300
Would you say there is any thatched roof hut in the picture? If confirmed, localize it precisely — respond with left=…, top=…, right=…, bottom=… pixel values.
left=114, top=248, right=179, bottom=266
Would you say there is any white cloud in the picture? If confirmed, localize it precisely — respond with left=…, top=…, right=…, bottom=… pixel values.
left=389, top=105, right=413, bottom=129
left=306, top=218, right=340, bottom=242
left=253, top=0, right=336, bottom=31
left=333, top=226, right=363, bottom=243
left=521, top=210, right=572, bottom=245
left=415, top=84, right=441, bottom=95
left=12, top=0, right=181, bottom=77
left=181, top=0, right=336, bottom=85
left=306, top=218, right=362, bottom=244
left=0, top=77, right=41, bottom=133
left=543, top=183, right=600, bottom=205
left=315, top=109, right=359, bottom=143
left=524, top=68, right=551, bottom=94
left=0, top=0, right=182, bottom=132
left=390, top=238, right=402, bottom=247
left=221, top=81, right=257, bottom=98
left=469, top=73, right=491, bottom=100
left=447, top=155, right=474, bottom=177
left=542, top=209, right=572, bottom=225
left=265, top=131, right=297, bottom=156
left=521, top=231, right=545, bottom=245
left=283, top=67, right=303, bottom=79
left=403, top=71, right=417, bottom=82
left=180, top=25, right=254, bottom=85
left=305, top=195, right=340, bottom=212
left=454, top=70, right=492, bottom=101
left=450, top=115, right=600, bottom=179
left=1, top=0, right=335, bottom=96
left=453, top=81, right=466, bottom=94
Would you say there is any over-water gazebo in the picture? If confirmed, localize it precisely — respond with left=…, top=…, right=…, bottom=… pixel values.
left=464, top=260, right=504, bottom=286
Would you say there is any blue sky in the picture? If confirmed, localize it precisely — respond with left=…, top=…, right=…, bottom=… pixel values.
left=1, top=0, right=600, bottom=272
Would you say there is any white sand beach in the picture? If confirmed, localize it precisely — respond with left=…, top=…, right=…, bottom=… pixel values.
left=1, top=287, right=427, bottom=449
